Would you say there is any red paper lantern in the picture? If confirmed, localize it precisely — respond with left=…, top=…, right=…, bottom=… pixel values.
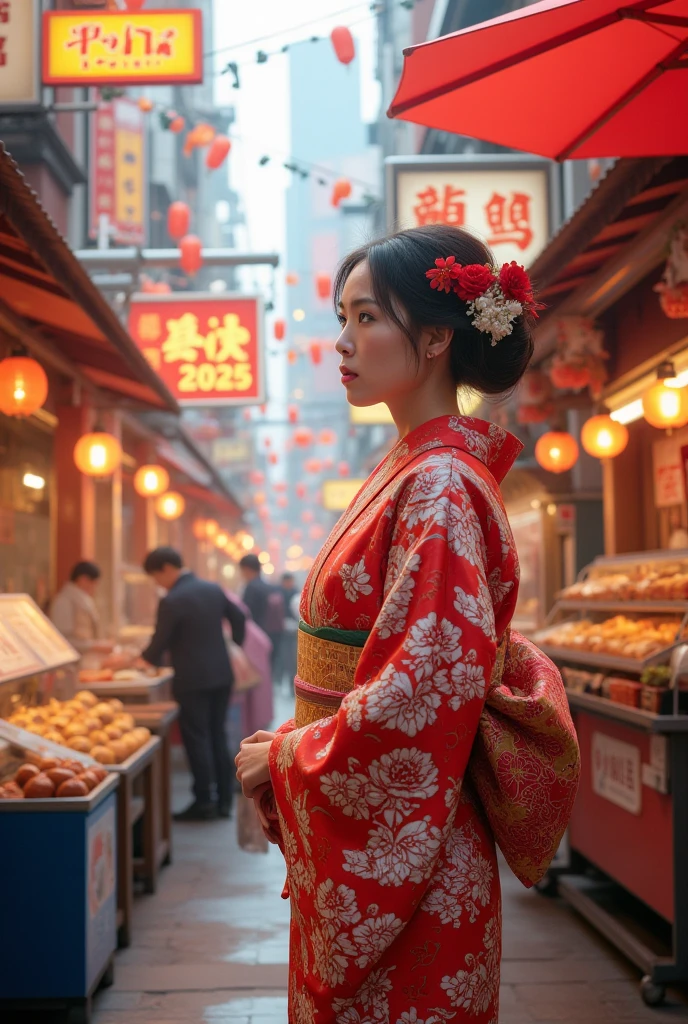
left=331, top=177, right=353, bottom=207
left=535, top=431, right=579, bottom=474
left=167, top=201, right=190, bottom=240
left=319, top=429, right=336, bottom=445
left=169, top=114, right=185, bottom=134
left=206, top=134, right=231, bottom=170
left=179, top=235, right=203, bottom=276
left=309, top=342, right=322, bottom=366
left=249, top=470, right=265, bottom=485
left=305, top=458, right=322, bottom=474
left=274, top=319, right=286, bottom=341
left=549, top=363, right=591, bottom=392
left=294, top=427, right=313, bottom=448
left=268, top=452, right=279, bottom=466
left=0, top=356, right=48, bottom=417
left=286, top=272, right=299, bottom=286
left=287, top=350, right=298, bottom=365
left=137, top=97, right=153, bottom=112
left=288, top=404, right=299, bottom=424
left=183, top=123, right=215, bottom=157
left=331, top=26, right=355, bottom=65
left=338, top=460, right=350, bottom=477
left=296, top=483, right=307, bottom=499
left=315, top=273, right=331, bottom=300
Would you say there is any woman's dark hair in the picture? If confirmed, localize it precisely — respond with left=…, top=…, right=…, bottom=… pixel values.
left=143, top=547, right=183, bottom=574
left=333, top=224, right=534, bottom=396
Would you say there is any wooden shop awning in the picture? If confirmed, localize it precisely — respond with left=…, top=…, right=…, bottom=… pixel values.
left=530, top=156, right=688, bottom=359
left=0, top=143, right=178, bottom=413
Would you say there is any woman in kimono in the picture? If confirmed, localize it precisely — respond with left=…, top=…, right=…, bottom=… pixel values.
left=236, top=225, right=579, bottom=1024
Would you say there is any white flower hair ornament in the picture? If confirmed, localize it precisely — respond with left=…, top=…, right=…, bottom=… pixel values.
left=425, top=257, right=542, bottom=346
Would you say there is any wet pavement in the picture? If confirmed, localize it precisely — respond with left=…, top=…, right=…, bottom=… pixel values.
left=91, top=692, right=688, bottom=1024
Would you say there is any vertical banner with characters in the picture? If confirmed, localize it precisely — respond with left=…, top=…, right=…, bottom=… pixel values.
left=129, top=294, right=265, bottom=406
left=90, top=96, right=146, bottom=245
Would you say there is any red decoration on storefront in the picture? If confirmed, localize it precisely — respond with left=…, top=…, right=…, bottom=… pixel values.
left=316, top=273, right=331, bottom=300
left=309, top=342, right=322, bottom=365
left=206, top=134, right=231, bottom=170
left=549, top=363, right=591, bottom=392
left=179, top=235, right=203, bottom=276
left=0, top=356, right=48, bottom=418
left=331, top=26, right=355, bottom=65
left=331, top=177, right=353, bottom=207
left=167, top=201, right=190, bottom=240
left=338, top=460, right=350, bottom=477
left=274, top=319, right=286, bottom=341
left=288, top=404, right=299, bottom=424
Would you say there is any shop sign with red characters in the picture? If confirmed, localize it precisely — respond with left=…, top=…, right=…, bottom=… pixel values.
left=129, top=294, right=265, bottom=407
left=388, top=155, right=552, bottom=268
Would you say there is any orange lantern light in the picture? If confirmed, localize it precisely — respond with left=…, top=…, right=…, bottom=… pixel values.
left=170, top=114, right=185, bottom=134
left=274, top=319, right=286, bottom=341
left=206, top=135, right=231, bottom=170
left=155, top=491, right=185, bottom=520
left=534, top=431, right=579, bottom=474
left=319, top=428, right=336, bottom=445
left=338, top=460, right=350, bottom=477
left=294, top=427, right=313, bottom=448
left=286, top=272, right=299, bottom=286
left=167, top=201, right=190, bottom=241
left=249, top=470, right=265, bottom=485
left=331, top=177, right=353, bottom=207
left=137, top=97, right=153, bottom=112
left=192, top=518, right=207, bottom=540
left=580, top=415, right=629, bottom=460
left=315, top=273, right=331, bottom=300
left=305, top=458, right=322, bottom=474
left=287, top=350, right=298, bottom=365
left=269, top=452, right=279, bottom=465
left=74, top=431, right=122, bottom=478
left=331, top=26, right=355, bottom=65
left=296, top=483, right=307, bottom=499
left=309, top=342, right=322, bottom=366
left=215, top=531, right=230, bottom=550
left=642, top=363, right=688, bottom=430
left=288, top=404, right=299, bottom=424
left=183, top=122, right=215, bottom=156
left=0, top=356, right=48, bottom=417
left=205, top=519, right=220, bottom=539
left=179, top=235, right=203, bottom=276
left=133, top=464, right=170, bottom=497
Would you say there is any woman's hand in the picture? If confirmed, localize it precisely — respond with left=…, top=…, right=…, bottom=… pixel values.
left=240, top=730, right=276, bottom=746
left=235, top=740, right=272, bottom=798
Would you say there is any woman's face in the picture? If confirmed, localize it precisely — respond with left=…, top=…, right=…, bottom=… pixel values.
left=336, top=261, right=427, bottom=408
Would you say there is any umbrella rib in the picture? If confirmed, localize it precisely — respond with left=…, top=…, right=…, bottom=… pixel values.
left=556, top=38, right=688, bottom=160
left=389, top=2, right=659, bottom=118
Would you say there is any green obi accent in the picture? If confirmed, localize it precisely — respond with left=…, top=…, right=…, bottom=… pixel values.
left=298, top=620, right=370, bottom=648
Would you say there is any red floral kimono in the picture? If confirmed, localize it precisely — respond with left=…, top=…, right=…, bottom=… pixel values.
left=266, top=415, right=579, bottom=1024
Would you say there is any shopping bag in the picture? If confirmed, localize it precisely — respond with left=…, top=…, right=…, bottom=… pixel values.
left=236, top=794, right=269, bottom=853
left=228, top=640, right=262, bottom=694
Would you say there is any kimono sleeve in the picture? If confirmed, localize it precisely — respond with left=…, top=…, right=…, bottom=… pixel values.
left=268, top=455, right=499, bottom=1006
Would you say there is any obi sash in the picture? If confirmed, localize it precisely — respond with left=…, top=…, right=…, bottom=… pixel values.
left=293, top=621, right=580, bottom=888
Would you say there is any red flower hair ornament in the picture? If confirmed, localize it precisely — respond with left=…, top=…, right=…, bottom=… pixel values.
left=425, top=257, right=540, bottom=346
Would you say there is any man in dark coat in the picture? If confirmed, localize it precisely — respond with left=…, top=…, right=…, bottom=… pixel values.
left=141, top=547, right=246, bottom=821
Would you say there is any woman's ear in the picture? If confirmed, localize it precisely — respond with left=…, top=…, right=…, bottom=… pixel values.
left=424, top=325, right=453, bottom=361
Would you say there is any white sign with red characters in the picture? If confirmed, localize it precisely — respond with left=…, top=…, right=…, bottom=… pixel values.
left=388, top=157, right=552, bottom=269
left=592, top=731, right=642, bottom=815
left=0, top=0, right=40, bottom=106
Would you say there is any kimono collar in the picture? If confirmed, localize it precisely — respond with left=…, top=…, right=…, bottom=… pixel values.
left=401, top=415, right=523, bottom=484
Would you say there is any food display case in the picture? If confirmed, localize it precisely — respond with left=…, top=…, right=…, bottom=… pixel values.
left=534, top=551, right=688, bottom=1006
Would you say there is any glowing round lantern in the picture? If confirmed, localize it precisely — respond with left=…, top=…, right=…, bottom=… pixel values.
left=315, top=273, right=331, bottom=300
left=296, top=483, right=307, bottom=499
left=331, top=26, right=355, bottom=65
left=137, top=97, right=153, bottom=112
left=309, top=342, right=322, bottom=366
left=156, top=491, right=185, bottom=520
left=287, top=350, right=298, bottom=365
left=331, top=177, right=353, bottom=207
left=179, top=235, right=203, bottom=276
left=534, top=431, right=579, bottom=474
left=580, top=415, right=629, bottom=459
left=338, top=460, right=350, bottom=477
left=74, top=431, right=122, bottom=478
left=205, top=519, right=220, bottom=539
left=167, top=201, right=190, bottom=241
left=134, top=464, right=170, bottom=497
left=215, top=531, right=229, bottom=550
left=169, top=114, right=185, bottom=134
left=0, top=356, right=48, bottom=417
left=254, top=491, right=266, bottom=505
left=192, top=518, right=207, bottom=540
left=206, top=135, right=231, bottom=170
left=642, top=364, right=688, bottom=430
left=294, top=427, right=313, bottom=448
left=274, top=319, right=286, bottom=341
left=286, top=272, right=299, bottom=287
left=319, top=428, right=336, bottom=445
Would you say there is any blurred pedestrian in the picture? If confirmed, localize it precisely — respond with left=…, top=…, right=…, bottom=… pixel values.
left=50, top=561, right=110, bottom=654
left=277, top=572, right=300, bottom=690
left=141, top=546, right=245, bottom=821
left=238, top=554, right=284, bottom=673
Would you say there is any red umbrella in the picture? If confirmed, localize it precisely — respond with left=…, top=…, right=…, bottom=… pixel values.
left=389, top=0, right=688, bottom=160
